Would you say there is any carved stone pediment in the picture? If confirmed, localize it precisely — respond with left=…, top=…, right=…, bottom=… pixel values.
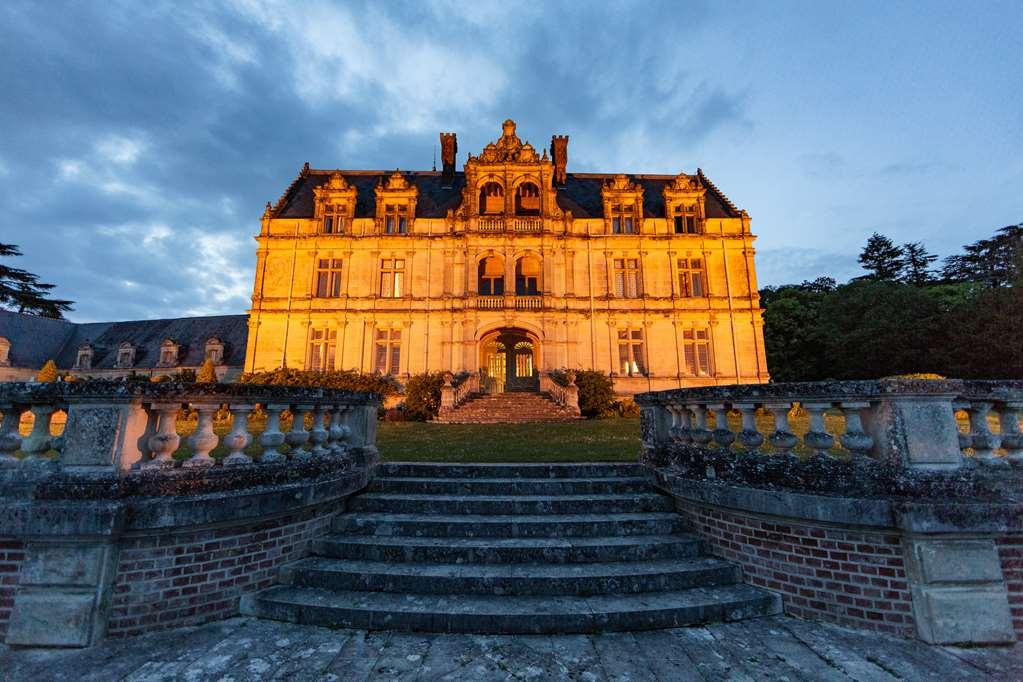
left=382, top=170, right=412, bottom=191
left=605, top=174, right=640, bottom=193
left=314, top=171, right=357, bottom=220
left=665, top=172, right=702, bottom=193
left=475, top=119, right=539, bottom=163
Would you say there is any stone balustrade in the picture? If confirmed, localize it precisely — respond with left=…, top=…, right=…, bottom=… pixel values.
left=635, top=378, right=1023, bottom=646
left=439, top=372, right=481, bottom=415
left=636, top=378, right=1023, bottom=469
left=475, top=295, right=504, bottom=310
left=511, top=217, right=543, bottom=232
left=539, top=371, right=581, bottom=416
left=0, top=380, right=380, bottom=472
left=515, top=295, right=543, bottom=310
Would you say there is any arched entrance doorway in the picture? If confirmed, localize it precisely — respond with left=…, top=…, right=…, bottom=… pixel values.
left=480, top=328, right=539, bottom=393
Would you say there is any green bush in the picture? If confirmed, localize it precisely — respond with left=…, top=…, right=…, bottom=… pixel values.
left=404, top=372, right=446, bottom=421
left=550, top=368, right=615, bottom=418
left=36, top=360, right=58, bottom=382
left=239, top=367, right=402, bottom=396
left=196, top=359, right=217, bottom=383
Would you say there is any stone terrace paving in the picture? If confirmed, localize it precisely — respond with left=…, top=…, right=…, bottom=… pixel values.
left=2, top=615, right=1021, bottom=681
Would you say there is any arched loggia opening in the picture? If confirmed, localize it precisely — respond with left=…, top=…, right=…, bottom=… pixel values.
left=479, top=327, right=540, bottom=393
left=515, top=182, right=540, bottom=215
left=479, top=182, right=504, bottom=215
left=477, top=256, right=505, bottom=295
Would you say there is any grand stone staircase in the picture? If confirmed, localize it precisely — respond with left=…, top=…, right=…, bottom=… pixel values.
left=243, top=463, right=782, bottom=633
left=434, top=391, right=580, bottom=423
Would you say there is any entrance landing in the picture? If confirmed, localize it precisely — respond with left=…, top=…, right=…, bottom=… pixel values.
left=435, top=390, right=580, bottom=424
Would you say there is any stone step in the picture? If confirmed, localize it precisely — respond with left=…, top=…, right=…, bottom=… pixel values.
left=368, top=476, right=651, bottom=496
left=347, top=493, right=674, bottom=515
left=311, top=534, right=701, bottom=564
left=378, top=462, right=647, bottom=479
left=282, top=556, right=741, bottom=596
left=332, top=512, right=686, bottom=538
left=243, top=584, right=783, bottom=634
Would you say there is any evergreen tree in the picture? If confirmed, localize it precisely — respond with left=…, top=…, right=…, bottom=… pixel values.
left=196, top=358, right=217, bottom=383
left=857, top=233, right=904, bottom=281
left=900, top=241, right=937, bottom=285
left=36, top=359, right=58, bottom=382
left=942, top=224, right=1022, bottom=287
left=0, top=243, right=74, bottom=318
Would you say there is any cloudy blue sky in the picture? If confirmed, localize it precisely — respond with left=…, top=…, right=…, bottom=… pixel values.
left=1, top=0, right=1020, bottom=322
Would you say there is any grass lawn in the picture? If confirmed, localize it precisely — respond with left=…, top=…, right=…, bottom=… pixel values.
left=377, top=418, right=642, bottom=463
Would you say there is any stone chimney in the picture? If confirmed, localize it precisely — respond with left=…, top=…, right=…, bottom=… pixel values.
left=440, top=132, right=457, bottom=186
left=551, top=135, right=569, bottom=185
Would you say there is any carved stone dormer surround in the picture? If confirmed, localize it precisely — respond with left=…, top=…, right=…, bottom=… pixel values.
left=374, top=170, right=419, bottom=235
left=601, top=174, right=644, bottom=234
left=313, top=172, right=357, bottom=235
left=662, top=172, right=706, bottom=235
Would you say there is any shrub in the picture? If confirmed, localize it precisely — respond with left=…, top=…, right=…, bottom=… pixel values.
left=36, top=360, right=58, bottom=382
left=404, top=372, right=446, bottom=421
left=196, top=358, right=217, bottom=383
left=239, top=367, right=402, bottom=396
left=550, top=368, right=615, bottom=418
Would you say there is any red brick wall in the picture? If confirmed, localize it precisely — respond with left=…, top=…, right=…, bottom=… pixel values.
left=0, top=540, right=25, bottom=639
left=107, top=505, right=337, bottom=638
left=679, top=504, right=916, bottom=637
left=997, top=536, right=1023, bottom=642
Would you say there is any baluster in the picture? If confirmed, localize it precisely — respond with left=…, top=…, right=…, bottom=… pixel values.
left=334, top=406, right=352, bottom=456
left=765, top=401, right=798, bottom=454
left=328, top=405, right=348, bottom=455
left=952, top=399, right=972, bottom=451
left=0, top=403, right=23, bottom=466
left=838, top=401, right=873, bottom=457
left=669, top=405, right=692, bottom=443
left=803, top=402, right=836, bottom=457
left=966, top=401, right=1003, bottom=465
left=133, top=404, right=158, bottom=469
left=733, top=402, right=764, bottom=451
left=999, top=401, right=1022, bottom=464
left=259, top=404, right=287, bottom=464
left=184, top=402, right=219, bottom=467
left=286, top=404, right=313, bottom=460
left=223, top=403, right=254, bottom=466
left=309, top=404, right=330, bottom=457
left=143, top=403, right=181, bottom=469
left=710, top=404, right=735, bottom=450
left=688, top=404, right=713, bottom=446
left=21, top=405, right=56, bottom=464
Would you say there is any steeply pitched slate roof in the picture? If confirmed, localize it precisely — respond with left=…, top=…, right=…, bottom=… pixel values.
left=0, top=311, right=76, bottom=369
left=271, top=169, right=741, bottom=220
left=0, top=311, right=249, bottom=371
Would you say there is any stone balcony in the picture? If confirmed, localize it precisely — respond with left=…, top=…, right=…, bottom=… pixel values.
left=473, top=216, right=545, bottom=233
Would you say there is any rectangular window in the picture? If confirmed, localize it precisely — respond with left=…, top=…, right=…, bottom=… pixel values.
left=315, top=258, right=343, bottom=298
left=683, top=329, right=713, bottom=376
left=322, top=205, right=345, bottom=234
left=308, top=329, right=337, bottom=371
left=374, top=329, right=401, bottom=375
left=672, top=204, right=701, bottom=234
left=617, top=329, right=646, bottom=376
left=677, top=258, right=706, bottom=297
left=379, top=258, right=405, bottom=298
left=480, top=275, right=504, bottom=296
left=384, top=204, right=409, bottom=234
left=611, top=203, right=635, bottom=234
left=613, top=258, right=641, bottom=298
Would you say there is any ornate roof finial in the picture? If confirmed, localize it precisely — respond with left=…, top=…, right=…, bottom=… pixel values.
left=263, top=201, right=273, bottom=218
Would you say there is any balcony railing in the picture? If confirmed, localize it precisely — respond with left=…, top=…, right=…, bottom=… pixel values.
left=512, top=217, right=543, bottom=233
left=476, top=296, right=504, bottom=309
left=475, top=217, right=544, bottom=233
left=478, top=217, right=504, bottom=232
left=515, top=295, right=543, bottom=310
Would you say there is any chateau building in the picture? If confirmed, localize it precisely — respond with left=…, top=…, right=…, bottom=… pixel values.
left=245, top=120, right=768, bottom=394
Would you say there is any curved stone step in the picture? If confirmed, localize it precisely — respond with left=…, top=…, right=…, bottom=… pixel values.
left=368, top=476, right=651, bottom=496
left=311, top=534, right=701, bottom=564
left=332, top=512, right=686, bottom=538
left=283, top=556, right=741, bottom=596
left=243, top=584, right=783, bottom=634
left=347, top=493, right=673, bottom=515
left=378, top=463, right=646, bottom=479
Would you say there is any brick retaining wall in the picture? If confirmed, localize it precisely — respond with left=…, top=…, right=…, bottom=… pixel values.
left=678, top=503, right=916, bottom=637
left=107, top=505, right=338, bottom=638
left=0, top=540, right=25, bottom=640
left=997, top=536, right=1023, bottom=642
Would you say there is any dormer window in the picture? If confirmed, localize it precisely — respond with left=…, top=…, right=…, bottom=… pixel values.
left=611, top=204, right=635, bottom=234
left=384, top=204, right=409, bottom=235
left=322, top=204, right=346, bottom=234
left=205, top=337, right=224, bottom=365
left=480, top=182, right=504, bottom=214
left=75, top=344, right=93, bottom=370
left=158, top=339, right=179, bottom=367
left=116, top=342, right=135, bottom=369
left=672, top=203, right=701, bottom=234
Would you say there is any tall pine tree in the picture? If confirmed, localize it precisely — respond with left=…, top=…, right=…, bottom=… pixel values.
left=901, top=241, right=937, bottom=285
left=0, top=243, right=73, bottom=318
left=857, top=233, right=905, bottom=281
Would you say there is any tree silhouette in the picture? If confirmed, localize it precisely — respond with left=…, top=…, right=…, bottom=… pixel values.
left=901, top=242, right=938, bottom=285
left=0, top=243, right=74, bottom=318
left=857, top=233, right=904, bottom=281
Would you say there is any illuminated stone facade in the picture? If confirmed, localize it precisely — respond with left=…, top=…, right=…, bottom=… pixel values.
left=245, top=120, right=768, bottom=393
